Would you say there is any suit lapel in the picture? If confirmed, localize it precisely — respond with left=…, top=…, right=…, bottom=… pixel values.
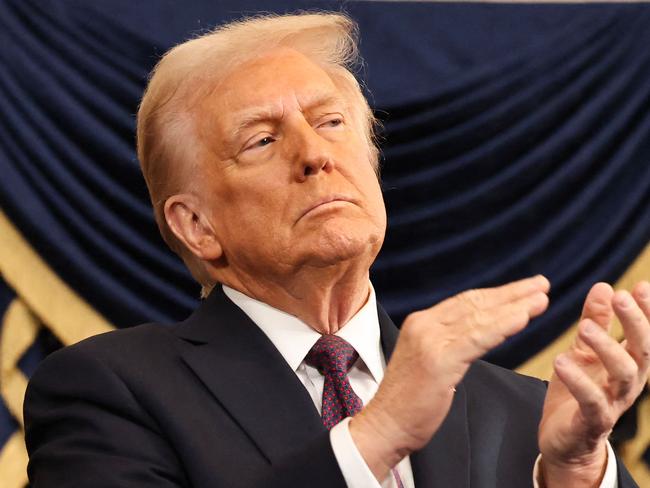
left=378, top=305, right=471, bottom=488
left=174, top=287, right=326, bottom=464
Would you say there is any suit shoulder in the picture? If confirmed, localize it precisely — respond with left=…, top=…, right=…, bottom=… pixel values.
left=29, top=322, right=178, bottom=384
left=66, top=321, right=174, bottom=353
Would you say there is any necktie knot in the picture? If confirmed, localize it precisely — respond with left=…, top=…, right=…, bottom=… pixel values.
left=305, top=335, right=359, bottom=376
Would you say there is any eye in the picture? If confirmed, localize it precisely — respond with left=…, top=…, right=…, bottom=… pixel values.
left=257, top=136, right=275, bottom=147
left=245, top=135, right=276, bottom=151
left=324, top=118, right=342, bottom=127
left=318, top=116, right=344, bottom=129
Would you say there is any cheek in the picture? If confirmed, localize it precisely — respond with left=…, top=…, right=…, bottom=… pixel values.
left=353, top=164, right=386, bottom=224
left=367, top=182, right=387, bottom=223
left=338, top=145, right=382, bottom=198
left=218, top=166, right=286, bottom=203
left=217, top=174, right=291, bottom=230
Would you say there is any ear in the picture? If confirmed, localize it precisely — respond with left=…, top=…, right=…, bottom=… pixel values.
left=163, top=194, right=223, bottom=261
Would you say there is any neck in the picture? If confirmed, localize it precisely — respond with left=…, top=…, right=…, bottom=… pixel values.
left=216, top=261, right=372, bottom=334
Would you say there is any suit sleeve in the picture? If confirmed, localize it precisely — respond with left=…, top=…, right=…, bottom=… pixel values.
left=24, top=345, right=190, bottom=488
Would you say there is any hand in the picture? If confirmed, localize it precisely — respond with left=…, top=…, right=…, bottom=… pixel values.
left=539, top=281, right=650, bottom=488
left=350, top=275, right=551, bottom=481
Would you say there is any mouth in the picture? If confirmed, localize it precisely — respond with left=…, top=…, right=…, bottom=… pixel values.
left=298, top=195, right=356, bottom=221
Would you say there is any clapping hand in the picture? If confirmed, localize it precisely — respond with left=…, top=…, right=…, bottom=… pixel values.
left=539, top=281, right=650, bottom=487
left=351, top=275, right=550, bottom=480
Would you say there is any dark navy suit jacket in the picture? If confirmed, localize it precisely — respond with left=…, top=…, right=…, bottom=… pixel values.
left=24, top=286, right=638, bottom=487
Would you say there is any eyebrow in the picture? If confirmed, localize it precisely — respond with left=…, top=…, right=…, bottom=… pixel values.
left=232, top=107, right=282, bottom=140
left=231, top=93, right=348, bottom=140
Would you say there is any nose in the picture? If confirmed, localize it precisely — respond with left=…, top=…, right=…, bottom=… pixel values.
left=290, top=121, right=334, bottom=182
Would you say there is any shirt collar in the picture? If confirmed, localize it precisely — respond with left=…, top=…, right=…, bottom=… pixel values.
left=222, top=283, right=384, bottom=383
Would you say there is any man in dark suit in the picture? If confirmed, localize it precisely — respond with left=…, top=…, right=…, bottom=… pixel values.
left=25, top=12, right=649, bottom=487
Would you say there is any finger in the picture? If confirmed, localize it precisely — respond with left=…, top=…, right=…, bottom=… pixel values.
left=578, top=319, right=638, bottom=398
left=454, top=292, right=549, bottom=361
left=632, top=281, right=650, bottom=320
left=580, top=282, right=614, bottom=329
left=434, top=275, right=550, bottom=323
left=553, top=354, right=613, bottom=436
left=613, top=290, right=650, bottom=373
left=575, top=283, right=614, bottom=353
left=454, top=291, right=550, bottom=330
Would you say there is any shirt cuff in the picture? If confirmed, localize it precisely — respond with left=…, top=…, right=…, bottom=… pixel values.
left=533, top=441, right=618, bottom=488
left=330, top=416, right=384, bottom=488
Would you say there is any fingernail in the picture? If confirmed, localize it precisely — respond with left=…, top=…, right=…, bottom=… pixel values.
left=555, top=355, right=567, bottom=367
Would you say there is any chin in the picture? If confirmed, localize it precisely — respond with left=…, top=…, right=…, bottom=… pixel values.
left=301, top=223, right=384, bottom=268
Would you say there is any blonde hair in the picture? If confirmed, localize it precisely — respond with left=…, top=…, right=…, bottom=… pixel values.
left=136, top=12, right=379, bottom=289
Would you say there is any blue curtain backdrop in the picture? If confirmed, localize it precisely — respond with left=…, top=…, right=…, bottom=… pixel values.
left=0, top=1, right=649, bottom=485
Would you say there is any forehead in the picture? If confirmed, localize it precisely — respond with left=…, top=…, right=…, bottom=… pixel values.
left=206, top=48, right=344, bottom=119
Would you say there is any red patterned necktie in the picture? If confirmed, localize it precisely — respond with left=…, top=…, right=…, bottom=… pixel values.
left=305, top=335, right=405, bottom=488
left=305, top=334, right=363, bottom=428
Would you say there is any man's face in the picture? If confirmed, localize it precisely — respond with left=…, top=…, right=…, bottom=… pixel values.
left=193, top=48, right=386, bottom=281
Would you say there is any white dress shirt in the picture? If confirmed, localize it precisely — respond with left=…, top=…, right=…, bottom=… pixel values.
left=222, top=284, right=617, bottom=488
